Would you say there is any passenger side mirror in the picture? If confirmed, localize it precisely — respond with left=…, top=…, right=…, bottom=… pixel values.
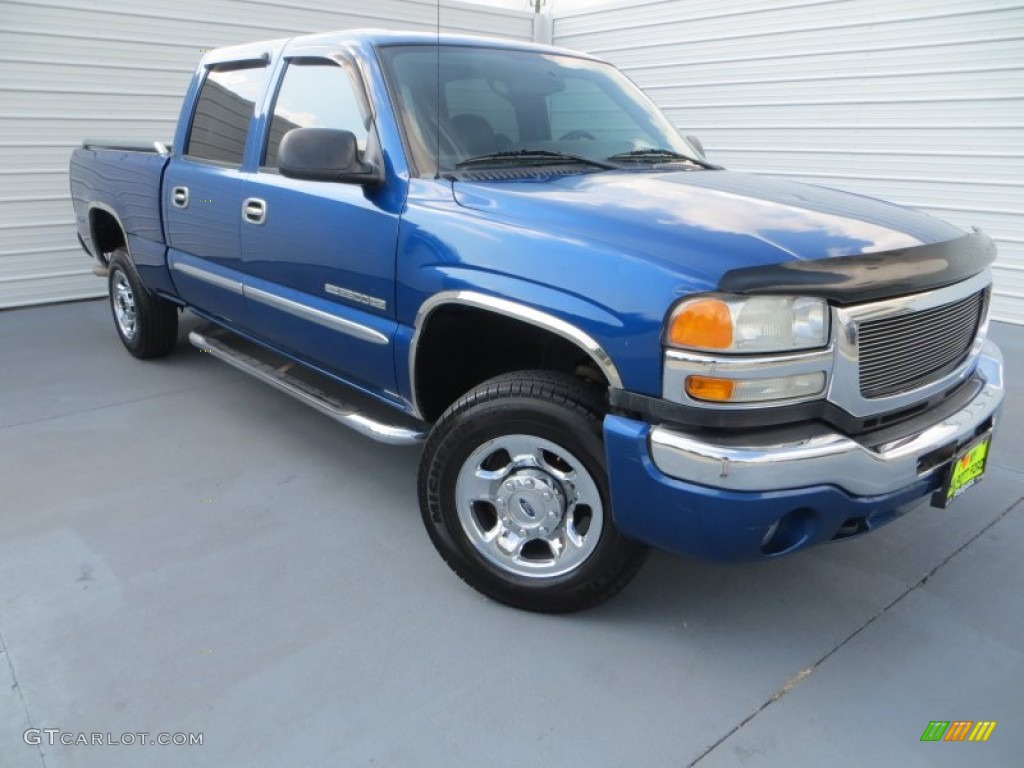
left=278, top=128, right=381, bottom=186
left=686, top=134, right=706, bottom=158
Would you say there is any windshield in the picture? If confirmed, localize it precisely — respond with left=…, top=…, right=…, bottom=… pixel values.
left=378, top=44, right=700, bottom=175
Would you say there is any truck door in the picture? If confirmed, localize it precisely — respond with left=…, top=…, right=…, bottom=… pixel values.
left=165, top=61, right=269, bottom=325
left=239, top=56, right=402, bottom=395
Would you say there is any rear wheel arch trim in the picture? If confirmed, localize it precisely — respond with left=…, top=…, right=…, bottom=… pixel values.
left=87, top=202, right=129, bottom=264
left=408, top=290, right=623, bottom=418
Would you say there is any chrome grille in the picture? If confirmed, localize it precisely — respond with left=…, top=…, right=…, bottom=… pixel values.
left=858, top=290, right=984, bottom=398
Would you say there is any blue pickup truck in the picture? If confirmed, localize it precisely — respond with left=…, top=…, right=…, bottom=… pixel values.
left=69, top=30, right=1004, bottom=612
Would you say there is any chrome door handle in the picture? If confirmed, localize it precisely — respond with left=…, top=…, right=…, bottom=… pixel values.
left=171, top=186, right=189, bottom=208
left=242, top=197, right=266, bottom=225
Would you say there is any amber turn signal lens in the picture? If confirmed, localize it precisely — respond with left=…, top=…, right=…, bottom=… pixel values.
left=685, top=376, right=735, bottom=402
left=668, top=299, right=733, bottom=349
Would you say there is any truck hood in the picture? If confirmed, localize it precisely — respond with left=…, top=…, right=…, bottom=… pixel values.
left=451, top=170, right=964, bottom=281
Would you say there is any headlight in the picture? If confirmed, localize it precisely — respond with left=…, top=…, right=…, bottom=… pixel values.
left=666, top=295, right=829, bottom=353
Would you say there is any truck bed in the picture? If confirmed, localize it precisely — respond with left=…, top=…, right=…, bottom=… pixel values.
left=70, top=140, right=170, bottom=262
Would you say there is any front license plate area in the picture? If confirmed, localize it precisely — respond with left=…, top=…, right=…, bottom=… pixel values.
left=932, top=432, right=992, bottom=509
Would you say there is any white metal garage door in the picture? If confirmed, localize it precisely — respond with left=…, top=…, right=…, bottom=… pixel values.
left=554, top=0, right=1024, bottom=324
left=0, top=0, right=537, bottom=309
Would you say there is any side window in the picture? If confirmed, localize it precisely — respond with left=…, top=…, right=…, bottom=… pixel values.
left=186, top=64, right=266, bottom=165
left=264, top=60, right=368, bottom=169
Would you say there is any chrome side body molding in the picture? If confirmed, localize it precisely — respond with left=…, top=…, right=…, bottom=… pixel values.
left=172, top=261, right=242, bottom=294
left=244, top=285, right=388, bottom=345
left=170, top=261, right=388, bottom=345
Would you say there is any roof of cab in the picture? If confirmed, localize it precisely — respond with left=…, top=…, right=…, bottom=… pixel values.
left=201, top=28, right=599, bottom=67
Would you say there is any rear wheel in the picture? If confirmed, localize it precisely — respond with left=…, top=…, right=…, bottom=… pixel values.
left=418, top=371, right=648, bottom=613
left=107, top=248, right=178, bottom=359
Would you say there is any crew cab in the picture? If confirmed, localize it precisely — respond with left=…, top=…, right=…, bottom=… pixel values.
left=69, top=30, right=1004, bottom=612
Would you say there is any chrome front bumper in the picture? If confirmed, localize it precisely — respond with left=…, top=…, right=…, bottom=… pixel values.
left=649, top=341, right=1004, bottom=497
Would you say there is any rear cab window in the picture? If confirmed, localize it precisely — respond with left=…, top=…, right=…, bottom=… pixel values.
left=185, top=63, right=267, bottom=165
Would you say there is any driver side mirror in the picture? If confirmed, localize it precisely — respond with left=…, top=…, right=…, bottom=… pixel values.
left=278, top=127, right=381, bottom=186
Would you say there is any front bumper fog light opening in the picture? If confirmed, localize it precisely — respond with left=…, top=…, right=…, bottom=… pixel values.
left=831, top=517, right=869, bottom=541
left=760, top=508, right=816, bottom=556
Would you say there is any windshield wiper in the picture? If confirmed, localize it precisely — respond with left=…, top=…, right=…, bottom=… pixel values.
left=606, top=148, right=719, bottom=170
left=455, top=149, right=618, bottom=171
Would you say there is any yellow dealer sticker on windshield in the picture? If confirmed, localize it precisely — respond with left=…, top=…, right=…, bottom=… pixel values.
left=938, top=434, right=991, bottom=508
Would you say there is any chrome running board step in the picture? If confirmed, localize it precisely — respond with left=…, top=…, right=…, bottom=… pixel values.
left=189, top=325, right=428, bottom=446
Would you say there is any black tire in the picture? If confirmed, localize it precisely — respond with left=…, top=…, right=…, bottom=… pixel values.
left=107, top=248, right=178, bottom=359
left=418, top=370, right=648, bottom=613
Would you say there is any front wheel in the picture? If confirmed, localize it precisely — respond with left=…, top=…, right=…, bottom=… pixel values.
left=418, top=371, right=648, bottom=613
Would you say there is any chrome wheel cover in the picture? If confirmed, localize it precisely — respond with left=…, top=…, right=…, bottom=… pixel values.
left=112, top=270, right=137, bottom=340
left=455, top=434, right=604, bottom=579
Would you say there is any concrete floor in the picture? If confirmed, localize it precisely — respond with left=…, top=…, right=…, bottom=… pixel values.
left=1, top=299, right=1021, bottom=768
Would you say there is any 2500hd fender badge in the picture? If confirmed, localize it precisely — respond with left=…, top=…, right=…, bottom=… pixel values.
left=325, top=283, right=387, bottom=311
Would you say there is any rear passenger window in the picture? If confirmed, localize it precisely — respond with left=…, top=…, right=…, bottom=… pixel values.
left=264, top=60, right=368, bottom=169
left=186, top=63, right=266, bottom=165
